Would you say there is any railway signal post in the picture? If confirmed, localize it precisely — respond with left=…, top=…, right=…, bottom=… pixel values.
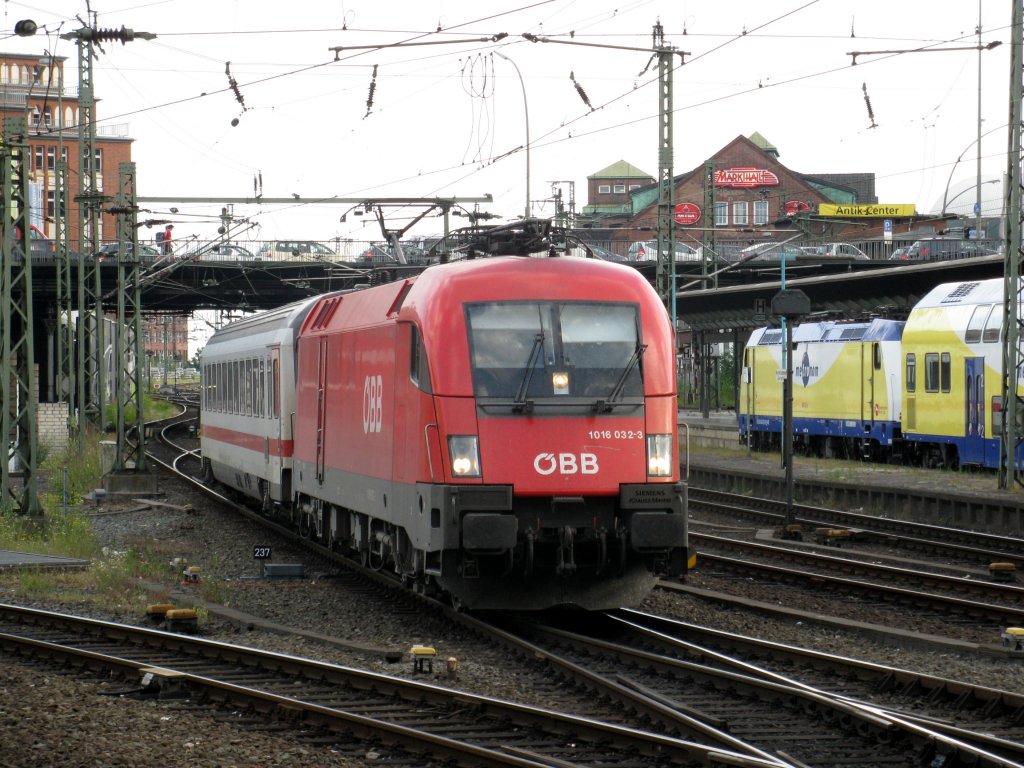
left=771, top=288, right=810, bottom=535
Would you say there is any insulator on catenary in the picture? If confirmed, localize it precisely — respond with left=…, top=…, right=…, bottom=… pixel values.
left=88, top=26, right=155, bottom=44
left=569, top=71, right=593, bottom=111
left=364, top=64, right=378, bottom=119
left=861, top=82, right=877, bottom=129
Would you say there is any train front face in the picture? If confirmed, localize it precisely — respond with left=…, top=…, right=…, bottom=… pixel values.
left=415, top=258, right=687, bottom=610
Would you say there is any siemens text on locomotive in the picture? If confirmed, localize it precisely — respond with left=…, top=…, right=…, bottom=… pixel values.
left=200, top=252, right=689, bottom=610
left=738, top=277, right=1021, bottom=470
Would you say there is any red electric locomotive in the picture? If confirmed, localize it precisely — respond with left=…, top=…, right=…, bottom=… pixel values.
left=288, top=256, right=688, bottom=610
left=287, top=254, right=687, bottom=610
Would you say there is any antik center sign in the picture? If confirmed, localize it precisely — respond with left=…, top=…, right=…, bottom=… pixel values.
left=818, top=203, right=917, bottom=217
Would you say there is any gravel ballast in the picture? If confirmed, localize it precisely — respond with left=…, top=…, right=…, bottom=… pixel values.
left=1, top=468, right=1021, bottom=767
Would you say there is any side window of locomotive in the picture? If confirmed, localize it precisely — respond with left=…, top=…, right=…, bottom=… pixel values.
left=872, top=342, right=881, bottom=370
left=965, top=304, right=990, bottom=343
left=924, top=353, right=939, bottom=393
left=981, top=304, right=1001, bottom=343
left=409, top=324, right=432, bottom=393
left=940, top=352, right=951, bottom=393
left=905, top=353, right=915, bottom=392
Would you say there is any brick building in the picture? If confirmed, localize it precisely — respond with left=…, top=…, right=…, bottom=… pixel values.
left=581, top=132, right=908, bottom=255
left=0, top=52, right=133, bottom=245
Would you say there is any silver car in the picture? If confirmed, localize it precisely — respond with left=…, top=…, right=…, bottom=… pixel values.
left=626, top=240, right=700, bottom=262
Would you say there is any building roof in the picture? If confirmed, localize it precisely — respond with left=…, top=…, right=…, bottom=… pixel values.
left=588, top=160, right=652, bottom=180
left=747, top=132, right=779, bottom=158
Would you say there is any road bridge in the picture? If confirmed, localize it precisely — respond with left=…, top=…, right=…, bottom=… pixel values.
left=674, top=254, right=1004, bottom=338
left=27, top=251, right=1004, bottom=323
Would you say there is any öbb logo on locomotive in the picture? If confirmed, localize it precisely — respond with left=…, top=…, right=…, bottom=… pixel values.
left=362, top=374, right=383, bottom=434
left=533, top=452, right=599, bottom=475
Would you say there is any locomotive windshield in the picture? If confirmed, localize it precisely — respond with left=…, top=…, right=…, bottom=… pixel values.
left=466, top=301, right=642, bottom=404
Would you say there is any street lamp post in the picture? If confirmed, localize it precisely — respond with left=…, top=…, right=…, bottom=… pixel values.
left=941, top=179, right=1000, bottom=233
left=493, top=51, right=531, bottom=220
left=941, top=124, right=1004, bottom=216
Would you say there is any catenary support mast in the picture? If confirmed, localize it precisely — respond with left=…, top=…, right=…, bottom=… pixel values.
left=999, top=2, right=1023, bottom=488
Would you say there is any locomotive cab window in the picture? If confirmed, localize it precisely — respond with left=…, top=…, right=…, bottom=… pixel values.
left=982, top=305, right=1001, bottom=343
left=940, top=352, right=951, bottom=393
left=466, top=301, right=642, bottom=402
left=965, top=304, right=991, bottom=344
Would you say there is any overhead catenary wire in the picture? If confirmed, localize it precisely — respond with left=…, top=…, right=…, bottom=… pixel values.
left=25, top=3, right=1002, bottom=235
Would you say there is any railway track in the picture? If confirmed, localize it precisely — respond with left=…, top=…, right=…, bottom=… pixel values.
left=120, top=406, right=1024, bottom=766
left=687, top=463, right=1024, bottom=545
left=489, top=610, right=1024, bottom=768
left=0, top=604, right=759, bottom=768
left=610, top=608, right=1024, bottom=756
left=690, top=533, right=1024, bottom=626
left=689, top=487, right=1024, bottom=567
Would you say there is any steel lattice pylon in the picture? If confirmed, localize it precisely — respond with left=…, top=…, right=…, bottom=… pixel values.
left=653, top=21, right=676, bottom=324
left=999, top=2, right=1024, bottom=488
left=113, top=163, right=147, bottom=472
left=54, top=160, right=75, bottom=433
left=67, top=26, right=105, bottom=431
left=0, top=117, right=41, bottom=515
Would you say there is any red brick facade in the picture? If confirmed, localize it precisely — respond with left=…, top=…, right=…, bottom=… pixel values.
left=0, top=53, right=133, bottom=246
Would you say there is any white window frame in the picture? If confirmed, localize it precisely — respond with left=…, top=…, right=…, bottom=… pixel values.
left=714, top=201, right=728, bottom=226
left=753, top=199, right=769, bottom=225
left=597, top=184, right=611, bottom=194
left=732, top=201, right=749, bottom=226
left=613, top=184, right=626, bottom=193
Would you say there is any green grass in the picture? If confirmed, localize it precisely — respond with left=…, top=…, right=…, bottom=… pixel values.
left=0, top=414, right=222, bottom=614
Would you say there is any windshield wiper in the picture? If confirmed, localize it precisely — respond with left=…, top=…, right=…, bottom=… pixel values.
left=595, top=344, right=646, bottom=412
left=513, top=333, right=545, bottom=413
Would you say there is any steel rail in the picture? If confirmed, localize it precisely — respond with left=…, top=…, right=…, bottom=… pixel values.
left=0, top=604, right=785, bottom=768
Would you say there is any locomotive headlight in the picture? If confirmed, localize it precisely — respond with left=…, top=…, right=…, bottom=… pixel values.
left=448, top=435, right=481, bottom=477
left=551, top=371, right=570, bottom=394
left=646, top=434, right=674, bottom=477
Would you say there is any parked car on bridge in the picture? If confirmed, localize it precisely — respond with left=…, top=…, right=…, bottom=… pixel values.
left=807, top=242, right=869, bottom=260
left=889, top=246, right=911, bottom=261
left=731, top=241, right=806, bottom=263
left=93, top=241, right=162, bottom=263
left=626, top=240, right=701, bottom=262
left=358, top=243, right=395, bottom=263
left=198, top=244, right=255, bottom=261
left=257, top=240, right=338, bottom=261
left=903, top=238, right=998, bottom=261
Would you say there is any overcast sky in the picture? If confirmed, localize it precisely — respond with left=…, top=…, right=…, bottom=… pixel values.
left=4, top=0, right=1011, bottom=245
